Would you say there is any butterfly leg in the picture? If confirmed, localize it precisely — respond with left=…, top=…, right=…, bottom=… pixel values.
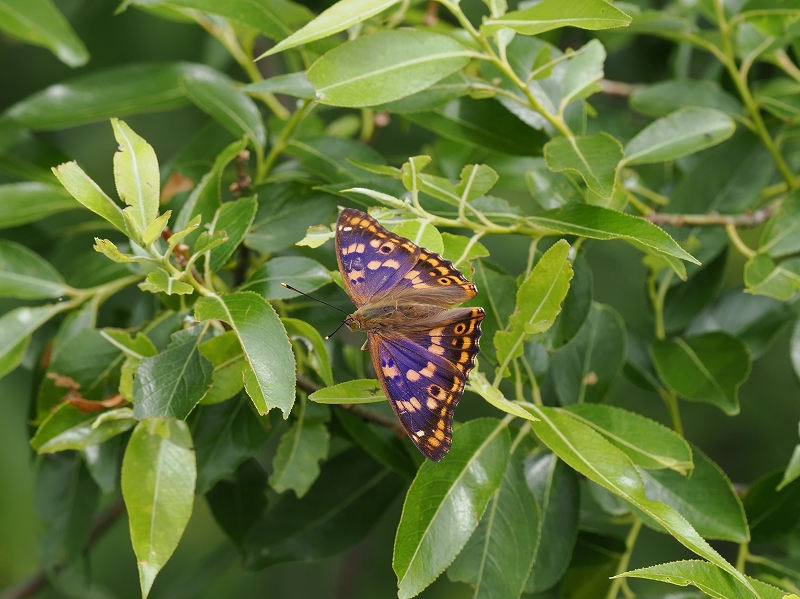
left=361, top=339, right=369, bottom=351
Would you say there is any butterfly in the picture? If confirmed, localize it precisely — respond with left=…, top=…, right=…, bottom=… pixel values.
left=335, top=208, right=484, bottom=461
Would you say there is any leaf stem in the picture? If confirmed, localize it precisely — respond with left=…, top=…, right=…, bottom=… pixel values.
left=605, top=517, right=643, bottom=599
left=736, top=542, right=749, bottom=573
left=509, top=421, right=532, bottom=454
left=257, top=99, right=315, bottom=183
left=661, top=389, right=684, bottom=437
left=646, top=205, right=775, bottom=227
left=725, top=223, right=756, bottom=258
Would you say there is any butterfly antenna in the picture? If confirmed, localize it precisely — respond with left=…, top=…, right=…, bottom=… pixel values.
left=280, top=283, right=348, bottom=315
left=325, top=320, right=348, bottom=340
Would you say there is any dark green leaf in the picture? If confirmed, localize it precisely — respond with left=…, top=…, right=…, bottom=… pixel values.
left=551, top=303, right=626, bottom=404
left=243, top=72, right=316, bottom=99
left=31, top=405, right=136, bottom=454
left=242, top=256, right=331, bottom=300
left=743, top=470, right=800, bottom=542
left=191, top=395, right=271, bottom=494
left=181, top=66, right=266, bottom=149
left=0, top=0, right=89, bottom=67
left=334, top=408, right=417, bottom=479
left=651, top=332, right=751, bottom=415
left=35, top=453, right=99, bottom=569
left=0, top=239, right=67, bottom=299
left=638, top=443, right=748, bottom=542
left=283, top=318, right=334, bottom=387
left=195, top=292, right=296, bottom=417
left=122, top=418, right=196, bottom=598
left=206, top=196, right=258, bottom=272
left=206, top=459, right=268, bottom=547
left=243, top=447, right=404, bottom=569
left=285, top=136, right=385, bottom=182
left=198, top=331, right=246, bottom=405
left=393, top=418, right=511, bottom=599
left=755, top=78, right=800, bottom=123
left=448, top=451, right=540, bottom=599
left=134, top=324, right=213, bottom=419
left=761, top=189, right=800, bottom=258
left=545, top=251, right=593, bottom=350
left=631, top=80, right=744, bottom=118
left=560, top=531, right=626, bottom=599
left=82, top=436, right=122, bottom=494
left=468, top=260, right=517, bottom=364
left=564, top=404, right=692, bottom=473
left=0, top=303, right=69, bottom=379
left=0, top=182, right=79, bottom=229
left=306, top=31, right=471, bottom=107
left=664, top=251, right=727, bottom=333
left=524, top=452, right=580, bottom=593
left=1, top=63, right=195, bottom=130
left=407, top=98, right=548, bottom=156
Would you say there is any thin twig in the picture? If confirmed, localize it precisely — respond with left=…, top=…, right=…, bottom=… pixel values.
left=645, top=206, right=774, bottom=227
left=1, top=499, right=126, bottom=599
left=296, top=374, right=407, bottom=437
left=599, top=79, right=644, bottom=96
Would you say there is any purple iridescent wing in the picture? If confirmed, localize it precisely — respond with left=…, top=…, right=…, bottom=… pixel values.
left=368, top=307, right=484, bottom=461
left=335, top=208, right=477, bottom=307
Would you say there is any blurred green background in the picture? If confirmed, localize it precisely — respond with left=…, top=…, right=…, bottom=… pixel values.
left=1, top=0, right=798, bottom=597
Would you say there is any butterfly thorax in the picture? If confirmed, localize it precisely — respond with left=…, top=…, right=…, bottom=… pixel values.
left=347, top=302, right=447, bottom=334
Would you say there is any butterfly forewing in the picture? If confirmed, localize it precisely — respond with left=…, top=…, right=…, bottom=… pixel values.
left=336, top=208, right=477, bottom=307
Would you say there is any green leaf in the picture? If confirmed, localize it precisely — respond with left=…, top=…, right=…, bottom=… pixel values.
left=630, top=80, right=745, bottom=119
left=133, top=324, right=214, bottom=419
left=744, top=254, right=800, bottom=301
left=122, top=418, right=196, bottom=599
left=192, top=395, right=271, bottom=494
left=755, top=78, right=800, bottom=123
left=283, top=318, right=334, bottom=387
left=101, top=329, right=158, bottom=359
left=181, top=67, right=266, bottom=149
left=306, top=31, right=471, bottom=108
left=31, top=405, right=136, bottom=454
left=206, top=459, right=267, bottom=547
left=561, top=531, right=627, bottom=598
left=83, top=437, right=122, bottom=494
left=2, top=63, right=194, bottom=130
left=0, top=240, right=67, bottom=299
left=243, top=72, right=316, bottom=99
left=195, top=292, right=296, bottom=417
left=258, top=0, right=401, bottom=58
left=198, top=331, right=246, bottom=405
left=52, top=161, right=126, bottom=233
left=376, top=73, right=475, bottom=114
left=407, top=98, right=548, bottom=156
left=545, top=252, right=593, bottom=350
left=622, top=108, right=736, bottom=166
left=0, top=0, right=89, bottom=66
left=544, top=133, right=623, bottom=198
left=34, top=453, right=99, bottom=569
left=175, top=138, right=247, bottom=230
left=392, top=219, right=444, bottom=255
left=468, top=260, right=517, bottom=364
left=523, top=403, right=758, bottom=597
left=637, top=444, right=748, bottom=542
left=550, top=303, right=626, bottom=404
left=564, top=404, right=692, bottom=473
left=469, top=371, right=541, bottom=421
left=440, top=232, right=490, bottom=270
left=111, top=118, right=160, bottom=233
left=448, top=450, right=540, bottom=599
left=246, top=182, right=337, bottom=253
left=0, top=303, right=67, bottom=378
left=127, top=0, right=312, bottom=42
left=528, top=204, right=699, bottom=278
left=393, top=418, right=511, bottom=599
left=454, top=164, right=499, bottom=202
left=561, top=39, right=606, bottom=107
left=334, top=409, right=417, bottom=479
left=619, top=560, right=786, bottom=599
left=242, top=256, right=332, bottom=300
left=269, top=397, right=330, bottom=498
left=139, top=269, right=194, bottom=296
left=760, top=189, right=800, bottom=258
left=651, top=332, right=752, bottom=415
left=0, top=182, right=79, bottom=229
left=481, top=0, right=631, bottom=35
left=309, top=378, right=386, bottom=404
left=287, top=137, right=386, bottom=183
left=495, top=240, right=574, bottom=375
left=243, top=447, right=404, bottom=569
left=778, top=440, right=800, bottom=491
left=664, top=252, right=728, bottom=333
left=206, top=196, right=258, bottom=272
left=523, top=452, right=580, bottom=593
left=743, top=470, right=800, bottom=542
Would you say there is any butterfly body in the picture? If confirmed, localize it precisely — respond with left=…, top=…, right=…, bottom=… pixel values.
left=335, top=208, right=484, bottom=461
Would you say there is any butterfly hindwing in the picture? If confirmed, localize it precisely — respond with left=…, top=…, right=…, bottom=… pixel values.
left=370, top=334, right=464, bottom=462
left=406, top=307, right=484, bottom=377
left=335, top=208, right=477, bottom=307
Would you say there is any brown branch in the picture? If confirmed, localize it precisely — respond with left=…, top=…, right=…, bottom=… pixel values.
left=1, top=499, right=125, bottom=599
left=600, top=79, right=645, bottom=96
left=296, top=374, right=407, bottom=437
left=645, top=206, right=774, bottom=228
